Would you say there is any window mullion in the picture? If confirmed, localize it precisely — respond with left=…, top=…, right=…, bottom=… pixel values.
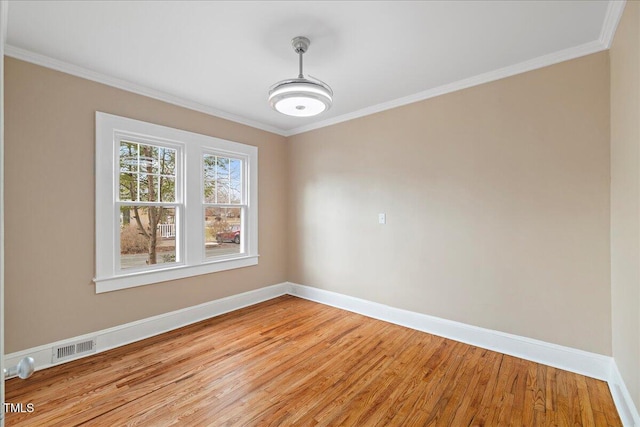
left=183, top=141, right=202, bottom=266
left=215, top=156, right=218, bottom=205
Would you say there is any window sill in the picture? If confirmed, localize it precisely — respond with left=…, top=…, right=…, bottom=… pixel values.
left=94, top=255, right=259, bottom=293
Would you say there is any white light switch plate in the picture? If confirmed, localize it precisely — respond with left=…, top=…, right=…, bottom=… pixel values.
left=378, top=213, right=386, bottom=224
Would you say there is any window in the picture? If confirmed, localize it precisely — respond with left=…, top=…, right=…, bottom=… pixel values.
left=203, top=154, right=245, bottom=259
left=118, top=139, right=181, bottom=271
left=95, top=112, right=258, bottom=293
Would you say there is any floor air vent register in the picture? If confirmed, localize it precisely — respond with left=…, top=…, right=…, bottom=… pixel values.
left=52, top=339, right=97, bottom=363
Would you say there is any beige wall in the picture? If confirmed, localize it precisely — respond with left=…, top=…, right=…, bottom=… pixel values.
left=611, top=0, right=640, bottom=411
left=3, top=49, right=615, bottom=359
left=4, top=57, right=288, bottom=352
left=288, top=52, right=611, bottom=355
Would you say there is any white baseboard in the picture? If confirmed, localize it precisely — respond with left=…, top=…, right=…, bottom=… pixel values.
left=4, top=282, right=291, bottom=374
left=287, top=282, right=639, bottom=427
left=609, top=362, right=640, bottom=427
left=5, top=281, right=638, bottom=426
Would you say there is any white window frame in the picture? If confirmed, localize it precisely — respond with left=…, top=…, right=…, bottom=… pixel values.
left=202, top=150, right=249, bottom=260
left=95, top=112, right=258, bottom=293
left=115, top=134, right=184, bottom=273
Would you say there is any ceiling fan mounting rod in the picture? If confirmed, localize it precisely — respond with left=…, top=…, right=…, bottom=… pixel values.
left=292, top=36, right=310, bottom=79
left=298, top=51, right=304, bottom=78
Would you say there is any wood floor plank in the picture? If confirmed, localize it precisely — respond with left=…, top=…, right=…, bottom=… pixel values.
left=488, top=355, right=527, bottom=426
left=576, top=374, right=596, bottom=427
left=5, top=295, right=622, bottom=426
left=449, top=348, right=502, bottom=426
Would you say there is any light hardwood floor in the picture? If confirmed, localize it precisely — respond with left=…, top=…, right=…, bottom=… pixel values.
left=5, top=295, right=621, bottom=426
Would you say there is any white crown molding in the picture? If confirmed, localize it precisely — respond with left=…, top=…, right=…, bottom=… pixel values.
left=3, top=1, right=628, bottom=139
left=285, top=39, right=608, bottom=136
left=3, top=45, right=289, bottom=137
left=600, top=0, right=627, bottom=49
left=284, top=0, right=628, bottom=137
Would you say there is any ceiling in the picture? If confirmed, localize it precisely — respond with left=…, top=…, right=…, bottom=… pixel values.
left=4, top=1, right=624, bottom=136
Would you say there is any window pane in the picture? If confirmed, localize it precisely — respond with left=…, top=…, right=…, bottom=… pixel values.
left=203, top=154, right=217, bottom=180
left=119, top=172, right=136, bottom=201
left=216, top=157, right=230, bottom=204
left=139, top=144, right=160, bottom=174
left=120, top=141, right=138, bottom=172
left=119, top=141, right=177, bottom=202
left=204, top=207, right=242, bottom=259
left=217, top=157, right=230, bottom=179
left=230, top=159, right=242, bottom=204
left=160, top=176, right=175, bottom=203
left=217, top=183, right=230, bottom=204
left=230, top=181, right=241, bottom=204
left=158, top=147, right=176, bottom=175
left=230, top=158, right=241, bottom=183
left=138, top=174, right=152, bottom=202
left=120, top=206, right=177, bottom=270
left=202, top=155, right=242, bottom=205
left=204, top=180, right=217, bottom=203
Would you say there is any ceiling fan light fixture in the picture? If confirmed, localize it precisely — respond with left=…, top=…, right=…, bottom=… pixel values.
left=269, top=36, right=333, bottom=117
left=269, top=79, right=333, bottom=117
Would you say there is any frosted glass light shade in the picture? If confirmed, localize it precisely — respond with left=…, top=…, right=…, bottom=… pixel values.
left=268, top=79, right=333, bottom=117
